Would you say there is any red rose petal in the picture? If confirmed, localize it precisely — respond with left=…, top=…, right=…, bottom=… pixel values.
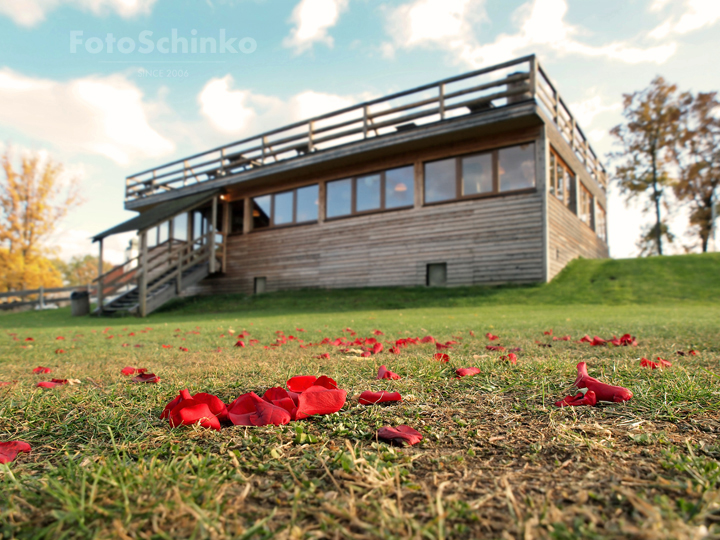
left=434, top=353, right=449, bottom=362
left=377, top=365, right=401, bottom=380
left=0, top=441, right=31, bottom=464
left=554, top=391, right=597, bottom=407
left=250, top=400, right=292, bottom=426
left=574, top=362, right=632, bottom=403
left=131, top=373, right=160, bottom=384
left=286, top=375, right=317, bottom=393
left=32, top=366, right=52, bottom=374
left=358, top=391, right=402, bottom=405
left=377, top=425, right=423, bottom=446
left=455, top=367, right=480, bottom=378
left=295, top=386, right=347, bottom=420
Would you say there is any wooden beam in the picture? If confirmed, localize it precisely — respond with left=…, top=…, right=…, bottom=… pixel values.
left=97, top=238, right=104, bottom=315
left=243, top=197, right=252, bottom=234
left=222, top=199, right=230, bottom=273
left=209, top=196, right=217, bottom=273
left=139, top=231, right=148, bottom=317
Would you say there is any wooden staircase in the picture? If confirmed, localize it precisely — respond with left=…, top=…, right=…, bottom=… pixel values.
left=93, top=231, right=220, bottom=316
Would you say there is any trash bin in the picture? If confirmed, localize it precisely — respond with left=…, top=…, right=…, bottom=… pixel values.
left=70, top=290, right=90, bottom=316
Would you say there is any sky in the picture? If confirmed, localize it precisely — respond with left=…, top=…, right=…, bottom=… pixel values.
left=0, top=0, right=719, bottom=264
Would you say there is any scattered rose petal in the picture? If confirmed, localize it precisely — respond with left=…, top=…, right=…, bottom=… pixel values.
left=500, top=353, right=518, bottom=365
left=372, top=330, right=384, bottom=336
left=235, top=340, right=245, bottom=348
left=55, top=349, right=65, bottom=354
left=640, top=357, right=659, bottom=369
left=165, top=389, right=221, bottom=430
left=32, top=366, right=52, bottom=374
left=131, top=373, right=160, bottom=384
left=377, top=425, right=423, bottom=446
left=433, top=353, right=449, bottom=362
left=316, top=353, right=330, bottom=360
left=377, top=365, right=401, bottom=380
left=37, top=379, right=68, bottom=388
left=555, top=391, right=597, bottom=407
left=121, top=367, right=148, bottom=376
left=56, top=336, right=64, bottom=340
left=161, top=345, right=172, bottom=349
left=485, top=333, right=499, bottom=341
left=179, top=347, right=189, bottom=352
left=456, top=367, right=480, bottom=378
left=544, top=329, right=553, bottom=335
left=574, top=362, right=632, bottom=403
left=486, top=345, right=505, bottom=352
left=24, top=337, right=34, bottom=342
left=286, top=375, right=318, bottom=393
left=0, top=441, right=31, bottom=464
left=295, top=385, right=347, bottom=420
left=358, top=391, right=402, bottom=405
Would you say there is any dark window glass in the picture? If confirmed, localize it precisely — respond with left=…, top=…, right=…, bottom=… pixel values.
left=327, top=178, right=352, bottom=218
left=424, top=158, right=456, bottom=203
left=356, top=174, right=381, bottom=212
left=274, top=191, right=294, bottom=226
left=230, top=200, right=244, bottom=233
left=296, top=185, right=318, bottom=222
left=426, top=263, right=447, bottom=287
left=385, top=166, right=414, bottom=208
left=253, top=195, right=271, bottom=229
left=499, top=143, right=535, bottom=192
left=462, top=153, right=493, bottom=195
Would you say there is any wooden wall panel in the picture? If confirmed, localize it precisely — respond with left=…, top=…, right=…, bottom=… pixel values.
left=186, top=192, right=545, bottom=296
left=547, top=196, right=609, bottom=280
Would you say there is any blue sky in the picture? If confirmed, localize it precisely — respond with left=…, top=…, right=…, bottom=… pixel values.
left=0, top=0, right=719, bottom=263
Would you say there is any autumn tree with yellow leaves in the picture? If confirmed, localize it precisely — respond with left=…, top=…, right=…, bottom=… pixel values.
left=0, top=146, right=82, bottom=291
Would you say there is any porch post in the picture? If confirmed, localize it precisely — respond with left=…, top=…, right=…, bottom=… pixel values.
left=222, top=199, right=230, bottom=273
left=139, top=230, right=148, bottom=317
left=97, top=238, right=104, bottom=315
left=209, top=196, right=217, bottom=273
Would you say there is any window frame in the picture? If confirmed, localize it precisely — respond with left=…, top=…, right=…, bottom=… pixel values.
left=249, top=184, right=320, bottom=232
left=325, top=165, right=415, bottom=221
left=549, top=147, right=576, bottom=210
left=595, top=202, right=607, bottom=242
left=578, top=182, right=594, bottom=230
left=423, top=142, right=537, bottom=206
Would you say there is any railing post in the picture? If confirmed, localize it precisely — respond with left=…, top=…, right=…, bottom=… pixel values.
left=38, top=286, right=44, bottom=310
left=308, top=121, right=315, bottom=152
left=183, top=160, right=188, bottom=187
left=176, top=245, right=184, bottom=294
left=363, top=106, right=368, bottom=138
left=529, top=55, right=537, bottom=100
left=261, top=137, right=267, bottom=165
left=439, top=83, right=445, bottom=120
left=209, top=196, right=217, bottom=273
left=139, top=231, right=148, bottom=317
left=571, top=118, right=576, bottom=150
left=97, top=238, right=104, bottom=315
left=220, top=148, right=226, bottom=175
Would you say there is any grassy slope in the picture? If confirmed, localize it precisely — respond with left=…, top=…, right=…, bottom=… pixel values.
left=0, top=253, right=719, bottom=539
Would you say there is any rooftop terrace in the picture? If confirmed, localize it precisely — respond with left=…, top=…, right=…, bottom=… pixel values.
left=125, top=55, right=607, bottom=210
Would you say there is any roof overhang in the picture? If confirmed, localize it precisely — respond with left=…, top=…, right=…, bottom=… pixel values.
left=125, top=100, right=542, bottom=211
left=93, top=189, right=220, bottom=242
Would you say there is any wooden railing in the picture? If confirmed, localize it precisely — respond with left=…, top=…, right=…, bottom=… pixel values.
left=0, top=285, right=96, bottom=311
left=125, top=55, right=607, bottom=204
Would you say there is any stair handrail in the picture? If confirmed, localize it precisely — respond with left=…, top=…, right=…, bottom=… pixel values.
left=145, top=231, right=214, bottom=296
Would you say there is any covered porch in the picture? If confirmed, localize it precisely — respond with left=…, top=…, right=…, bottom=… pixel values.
left=92, top=190, right=226, bottom=317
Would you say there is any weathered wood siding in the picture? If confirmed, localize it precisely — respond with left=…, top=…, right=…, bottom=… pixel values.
left=547, top=196, right=608, bottom=280
left=189, top=191, right=544, bottom=295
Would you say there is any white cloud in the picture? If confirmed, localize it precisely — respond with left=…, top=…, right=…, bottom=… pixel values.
left=569, top=95, right=621, bottom=127
left=198, top=75, right=360, bottom=136
left=0, top=68, right=174, bottom=165
left=198, top=76, right=257, bottom=134
left=385, top=0, right=677, bottom=67
left=0, top=0, right=157, bottom=27
left=283, top=0, right=348, bottom=54
left=649, top=0, right=720, bottom=39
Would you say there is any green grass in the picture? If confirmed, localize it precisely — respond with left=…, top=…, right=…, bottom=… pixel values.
left=1, top=253, right=719, bottom=539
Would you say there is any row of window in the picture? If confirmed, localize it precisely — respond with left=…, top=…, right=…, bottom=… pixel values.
left=224, top=142, right=605, bottom=242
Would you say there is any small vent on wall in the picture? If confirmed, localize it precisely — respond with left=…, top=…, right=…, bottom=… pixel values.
left=254, top=277, right=266, bottom=295
left=426, top=263, right=447, bottom=287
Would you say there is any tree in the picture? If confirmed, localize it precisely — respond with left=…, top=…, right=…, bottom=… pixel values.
left=53, top=255, right=112, bottom=286
left=0, top=146, right=82, bottom=290
left=610, top=77, right=685, bottom=256
left=674, top=92, right=720, bottom=253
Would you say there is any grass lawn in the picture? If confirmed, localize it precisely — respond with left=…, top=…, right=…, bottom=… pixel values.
left=1, top=255, right=719, bottom=539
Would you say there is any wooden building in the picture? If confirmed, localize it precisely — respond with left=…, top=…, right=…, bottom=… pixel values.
left=93, top=55, right=608, bottom=316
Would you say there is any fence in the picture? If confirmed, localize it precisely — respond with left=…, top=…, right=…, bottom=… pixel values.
left=0, top=285, right=97, bottom=311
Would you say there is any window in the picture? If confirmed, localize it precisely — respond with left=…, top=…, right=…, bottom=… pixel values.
left=579, top=183, right=594, bottom=228
left=498, top=143, right=535, bottom=192
left=230, top=200, right=245, bottom=234
left=424, top=143, right=535, bottom=204
left=386, top=166, right=414, bottom=208
left=549, top=149, right=575, bottom=210
left=596, top=203, right=607, bottom=241
left=425, top=159, right=456, bottom=203
left=427, top=263, right=447, bottom=287
left=462, top=153, right=493, bottom=196
left=326, top=179, right=352, bottom=218
left=251, top=185, right=319, bottom=229
left=326, top=166, right=414, bottom=218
